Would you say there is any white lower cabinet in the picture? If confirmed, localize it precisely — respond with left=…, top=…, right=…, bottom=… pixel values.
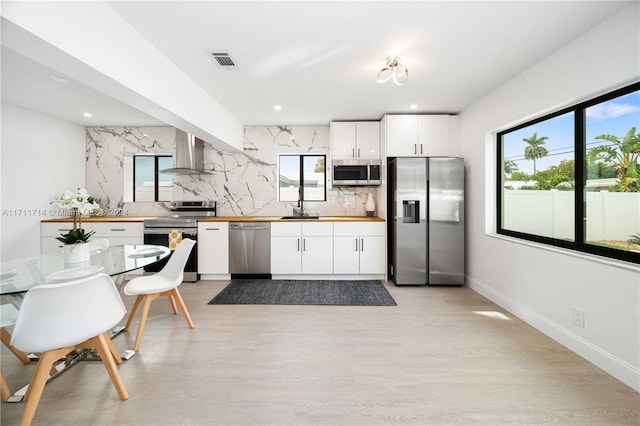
left=91, top=222, right=143, bottom=246
left=41, top=222, right=143, bottom=254
left=271, top=222, right=333, bottom=274
left=197, top=222, right=229, bottom=274
left=333, top=222, right=386, bottom=274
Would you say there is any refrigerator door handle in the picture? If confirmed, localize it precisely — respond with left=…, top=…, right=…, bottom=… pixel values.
left=426, top=181, right=430, bottom=223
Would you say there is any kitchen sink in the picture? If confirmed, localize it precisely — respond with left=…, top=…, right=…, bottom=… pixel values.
left=280, top=216, right=320, bottom=220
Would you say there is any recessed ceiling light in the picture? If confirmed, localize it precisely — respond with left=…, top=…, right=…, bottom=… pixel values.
left=273, top=105, right=282, bottom=111
left=49, top=75, right=68, bottom=83
left=410, top=104, right=418, bottom=109
left=83, top=112, right=93, bottom=118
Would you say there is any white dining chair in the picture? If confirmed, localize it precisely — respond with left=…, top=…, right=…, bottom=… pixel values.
left=1, top=303, right=30, bottom=365
left=10, top=273, right=129, bottom=425
left=123, top=238, right=196, bottom=351
left=0, top=303, right=27, bottom=403
left=88, top=238, right=110, bottom=251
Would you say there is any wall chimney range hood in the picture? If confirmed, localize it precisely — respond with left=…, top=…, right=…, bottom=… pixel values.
left=161, top=129, right=211, bottom=174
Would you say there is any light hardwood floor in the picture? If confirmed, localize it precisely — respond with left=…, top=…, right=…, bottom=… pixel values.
left=1, top=280, right=638, bottom=425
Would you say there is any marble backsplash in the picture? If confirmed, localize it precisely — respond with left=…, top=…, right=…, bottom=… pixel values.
left=86, top=125, right=381, bottom=217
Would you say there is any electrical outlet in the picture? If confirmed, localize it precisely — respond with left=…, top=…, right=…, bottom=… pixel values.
left=572, top=308, right=585, bottom=328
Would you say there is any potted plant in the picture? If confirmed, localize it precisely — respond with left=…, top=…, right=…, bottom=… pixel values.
left=51, top=188, right=100, bottom=263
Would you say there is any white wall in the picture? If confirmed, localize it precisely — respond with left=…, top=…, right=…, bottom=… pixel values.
left=1, top=1, right=244, bottom=152
left=0, top=103, right=86, bottom=261
left=459, top=3, right=640, bottom=391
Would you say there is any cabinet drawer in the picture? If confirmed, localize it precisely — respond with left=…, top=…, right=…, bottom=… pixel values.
left=271, top=222, right=302, bottom=236
left=41, top=223, right=95, bottom=237
left=91, top=222, right=143, bottom=237
left=333, top=222, right=385, bottom=236
left=302, top=222, right=333, bottom=236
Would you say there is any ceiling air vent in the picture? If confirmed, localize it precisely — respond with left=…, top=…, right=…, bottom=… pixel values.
left=210, top=52, right=237, bottom=69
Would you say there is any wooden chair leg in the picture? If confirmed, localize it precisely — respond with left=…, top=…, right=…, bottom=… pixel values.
left=169, top=288, right=194, bottom=329
left=1, top=327, right=31, bottom=364
left=123, top=295, right=143, bottom=332
left=167, top=294, right=178, bottom=315
left=77, top=335, right=122, bottom=365
left=90, top=333, right=128, bottom=400
left=104, top=334, right=123, bottom=365
left=1, top=368, right=10, bottom=402
left=132, top=295, right=155, bottom=352
left=20, top=347, right=71, bottom=426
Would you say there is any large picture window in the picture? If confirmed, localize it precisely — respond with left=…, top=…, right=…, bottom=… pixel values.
left=498, top=82, right=639, bottom=264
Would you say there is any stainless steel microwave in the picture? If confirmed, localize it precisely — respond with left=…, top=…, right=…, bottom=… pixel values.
left=332, top=159, right=382, bottom=186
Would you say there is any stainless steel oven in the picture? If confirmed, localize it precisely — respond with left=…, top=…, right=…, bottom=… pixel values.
left=143, top=201, right=216, bottom=282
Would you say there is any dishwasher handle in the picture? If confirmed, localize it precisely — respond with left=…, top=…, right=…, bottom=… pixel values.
left=229, top=224, right=270, bottom=231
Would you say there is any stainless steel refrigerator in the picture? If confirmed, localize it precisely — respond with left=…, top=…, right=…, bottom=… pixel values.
left=388, top=157, right=465, bottom=285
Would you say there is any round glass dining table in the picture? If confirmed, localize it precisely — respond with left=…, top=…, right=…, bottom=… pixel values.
left=0, top=244, right=171, bottom=403
left=0, top=244, right=171, bottom=295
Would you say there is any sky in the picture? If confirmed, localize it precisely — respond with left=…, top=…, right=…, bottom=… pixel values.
left=502, top=89, right=640, bottom=176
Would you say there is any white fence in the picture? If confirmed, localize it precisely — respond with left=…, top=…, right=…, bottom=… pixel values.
left=503, top=190, right=640, bottom=241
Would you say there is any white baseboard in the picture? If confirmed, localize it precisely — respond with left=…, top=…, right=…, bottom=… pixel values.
left=199, top=274, right=231, bottom=281
left=466, top=276, right=640, bottom=392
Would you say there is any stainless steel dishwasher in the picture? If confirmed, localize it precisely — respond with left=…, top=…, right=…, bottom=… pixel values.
left=229, top=222, right=271, bottom=278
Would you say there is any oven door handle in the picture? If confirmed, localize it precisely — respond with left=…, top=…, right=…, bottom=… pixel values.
left=144, top=228, right=197, bottom=235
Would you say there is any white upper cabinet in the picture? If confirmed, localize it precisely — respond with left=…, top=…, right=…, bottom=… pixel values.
left=384, top=114, right=452, bottom=157
left=417, top=115, right=450, bottom=156
left=331, top=121, right=380, bottom=160
left=385, top=115, right=418, bottom=156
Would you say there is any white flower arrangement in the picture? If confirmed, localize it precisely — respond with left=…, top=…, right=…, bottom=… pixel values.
left=51, top=188, right=101, bottom=244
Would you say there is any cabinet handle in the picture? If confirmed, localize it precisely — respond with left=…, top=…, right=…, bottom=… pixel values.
left=414, top=144, right=417, bottom=155
left=351, top=148, right=355, bottom=158
left=420, top=144, right=423, bottom=155
left=361, top=238, right=364, bottom=252
left=58, top=228, right=71, bottom=231
left=355, top=238, right=359, bottom=252
left=110, top=228, right=126, bottom=232
left=357, top=147, right=360, bottom=158
left=206, top=228, right=220, bottom=231
left=297, top=238, right=300, bottom=252
left=303, top=239, right=306, bottom=252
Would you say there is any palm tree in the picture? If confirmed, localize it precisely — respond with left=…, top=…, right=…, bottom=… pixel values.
left=503, top=159, right=518, bottom=176
left=523, top=132, right=549, bottom=174
left=588, top=127, right=640, bottom=181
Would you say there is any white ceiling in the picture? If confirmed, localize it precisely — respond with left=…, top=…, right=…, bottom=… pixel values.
left=1, top=1, right=632, bottom=127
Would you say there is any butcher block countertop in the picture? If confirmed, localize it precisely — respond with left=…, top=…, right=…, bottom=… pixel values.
left=41, top=216, right=155, bottom=223
left=43, top=216, right=385, bottom=223
left=199, top=216, right=385, bottom=222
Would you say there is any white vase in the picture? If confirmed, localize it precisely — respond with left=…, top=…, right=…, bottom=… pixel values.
left=365, top=193, right=376, bottom=216
left=63, top=243, right=90, bottom=264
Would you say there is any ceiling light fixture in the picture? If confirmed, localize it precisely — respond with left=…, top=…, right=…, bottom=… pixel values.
left=273, top=105, right=282, bottom=111
left=376, top=56, right=408, bottom=86
left=410, top=104, right=418, bottom=109
left=49, top=75, right=68, bottom=83
left=82, top=112, right=93, bottom=118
